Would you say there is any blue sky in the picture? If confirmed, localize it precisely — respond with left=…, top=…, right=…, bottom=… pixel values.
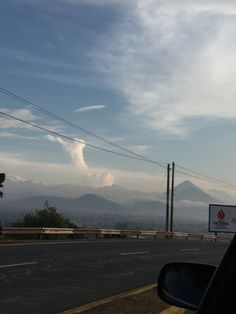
left=1, top=0, right=236, bottom=193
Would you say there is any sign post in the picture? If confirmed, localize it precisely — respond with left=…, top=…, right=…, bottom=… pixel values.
left=209, top=204, right=236, bottom=233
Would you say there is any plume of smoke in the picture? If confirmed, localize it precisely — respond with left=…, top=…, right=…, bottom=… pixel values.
left=46, top=135, right=114, bottom=187
left=46, top=135, right=88, bottom=173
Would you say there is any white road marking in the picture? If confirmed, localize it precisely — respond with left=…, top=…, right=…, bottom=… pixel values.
left=0, top=241, right=93, bottom=247
left=0, top=262, right=38, bottom=269
left=120, top=251, right=149, bottom=256
left=181, top=248, right=200, bottom=252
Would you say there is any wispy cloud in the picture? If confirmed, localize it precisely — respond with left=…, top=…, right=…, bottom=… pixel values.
left=0, top=107, right=63, bottom=132
left=0, top=108, right=37, bottom=129
left=0, top=152, right=74, bottom=185
left=17, top=0, right=127, bottom=6
left=92, top=0, right=236, bottom=136
left=75, top=105, right=106, bottom=113
left=5, top=69, right=102, bottom=89
left=0, top=48, right=74, bottom=70
left=0, top=132, right=39, bottom=140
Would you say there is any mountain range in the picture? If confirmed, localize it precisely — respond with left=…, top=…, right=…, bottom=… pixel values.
left=0, top=178, right=231, bottom=228
left=7, top=194, right=126, bottom=214
left=0, top=179, right=218, bottom=214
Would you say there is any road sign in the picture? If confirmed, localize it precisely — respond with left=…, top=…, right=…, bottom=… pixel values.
left=209, top=204, right=236, bottom=233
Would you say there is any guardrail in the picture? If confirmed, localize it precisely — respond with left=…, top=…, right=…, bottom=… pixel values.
left=0, top=227, right=232, bottom=242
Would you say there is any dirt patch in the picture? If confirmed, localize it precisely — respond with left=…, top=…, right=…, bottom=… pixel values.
left=82, top=288, right=168, bottom=314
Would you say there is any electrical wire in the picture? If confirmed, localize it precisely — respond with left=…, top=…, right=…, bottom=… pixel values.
left=2, top=88, right=236, bottom=188
left=0, top=111, right=167, bottom=168
left=158, top=169, right=167, bottom=194
left=175, top=164, right=236, bottom=189
left=176, top=164, right=235, bottom=187
left=0, top=87, right=166, bottom=168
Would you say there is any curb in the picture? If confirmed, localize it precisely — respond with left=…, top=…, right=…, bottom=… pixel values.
left=59, top=283, right=157, bottom=314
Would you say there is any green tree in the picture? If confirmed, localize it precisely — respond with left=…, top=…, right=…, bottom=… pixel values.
left=0, top=173, right=6, bottom=198
left=12, top=201, right=77, bottom=228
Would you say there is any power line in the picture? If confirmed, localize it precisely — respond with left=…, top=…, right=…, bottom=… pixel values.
left=175, top=168, right=209, bottom=182
left=0, top=87, right=166, bottom=168
left=2, top=88, right=235, bottom=188
left=176, top=164, right=236, bottom=189
left=175, top=166, right=236, bottom=190
left=158, top=169, right=167, bottom=194
left=0, top=111, right=167, bottom=168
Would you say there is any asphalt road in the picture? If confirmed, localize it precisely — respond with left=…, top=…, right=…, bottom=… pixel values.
left=0, top=239, right=229, bottom=314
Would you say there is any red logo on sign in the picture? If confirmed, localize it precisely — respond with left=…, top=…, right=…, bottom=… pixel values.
left=217, top=209, right=225, bottom=220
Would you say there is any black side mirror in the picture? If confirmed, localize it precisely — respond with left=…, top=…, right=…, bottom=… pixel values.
left=157, top=262, right=216, bottom=311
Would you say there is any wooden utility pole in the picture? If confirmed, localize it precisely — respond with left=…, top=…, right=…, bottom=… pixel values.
left=165, top=163, right=170, bottom=232
left=170, top=162, right=175, bottom=232
left=0, top=173, right=6, bottom=198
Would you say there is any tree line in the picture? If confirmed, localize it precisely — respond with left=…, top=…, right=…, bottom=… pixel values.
left=0, top=173, right=77, bottom=228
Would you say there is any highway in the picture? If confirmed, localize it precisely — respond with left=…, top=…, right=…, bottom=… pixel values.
left=0, top=239, right=229, bottom=314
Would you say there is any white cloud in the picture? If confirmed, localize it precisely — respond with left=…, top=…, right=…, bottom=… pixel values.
left=0, top=153, right=73, bottom=183
left=46, top=135, right=88, bottom=173
left=46, top=135, right=114, bottom=187
left=16, top=0, right=124, bottom=4
left=75, top=105, right=106, bottom=113
left=0, top=152, right=114, bottom=189
left=93, top=0, right=236, bottom=135
left=0, top=150, right=169, bottom=193
left=0, top=48, right=74, bottom=70
left=130, top=145, right=150, bottom=154
left=0, top=132, right=38, bottom=140
left=109, top=168, right=166, bottom=193
left=8, top=69, right=101, bottom=89
left=0, top=107, right=63, bottom=133
left=2, top=148, right=235, bottom=196
left=0, top=108, right=37, bottom=129
left=0, top=108, right=36, bottom=120
left=53, top=0, right=236, bottom=12
left=61, top=0, right=126, bottom=6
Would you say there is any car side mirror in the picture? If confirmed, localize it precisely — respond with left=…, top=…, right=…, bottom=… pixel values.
left=157, top=262, right=216, bottom=311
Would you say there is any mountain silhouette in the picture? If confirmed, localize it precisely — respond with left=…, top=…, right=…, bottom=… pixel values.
left=5, top=193, right=126, bottom=214
left=174, top=180, right=217, bottom=202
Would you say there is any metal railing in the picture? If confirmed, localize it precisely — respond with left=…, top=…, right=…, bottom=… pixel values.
left=0, top=227, right=232, bottom=241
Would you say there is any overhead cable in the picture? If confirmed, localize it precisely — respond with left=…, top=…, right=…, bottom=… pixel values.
left=175, top=166, right=236, bottom=190
left=0, top=87, right=166, bottom=168
left=0, top=111, right=167, bottom=168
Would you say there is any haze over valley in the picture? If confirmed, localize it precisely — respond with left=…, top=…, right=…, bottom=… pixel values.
left=1, top=177, right=232, bottom=232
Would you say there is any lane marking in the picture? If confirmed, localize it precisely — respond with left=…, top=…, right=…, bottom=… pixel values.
left=59, top=283, right=157, bottom=314
left=0, top=262, right=37, bottom=269
left=181, top=248, right=200, bottom=252
left=120, top=251, right=149, bottom=256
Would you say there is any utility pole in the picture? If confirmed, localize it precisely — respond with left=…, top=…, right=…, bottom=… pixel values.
left=0, top=173, right=5, bottom=198
left=170, top=162, right=175, bottom=232
left=165, top=163, right=170, bottom=232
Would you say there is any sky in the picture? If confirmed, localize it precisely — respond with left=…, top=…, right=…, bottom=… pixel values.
left=1, top=0, right=236, bottom=194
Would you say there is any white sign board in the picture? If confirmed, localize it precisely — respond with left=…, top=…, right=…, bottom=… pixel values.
left=209, top=204, right=236, bottom=233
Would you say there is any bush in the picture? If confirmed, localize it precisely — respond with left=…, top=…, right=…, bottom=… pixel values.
left=12, top=201, right=77, bottom=228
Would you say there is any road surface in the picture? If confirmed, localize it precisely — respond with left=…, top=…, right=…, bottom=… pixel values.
left=0, top=239, right=228, bottom=314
